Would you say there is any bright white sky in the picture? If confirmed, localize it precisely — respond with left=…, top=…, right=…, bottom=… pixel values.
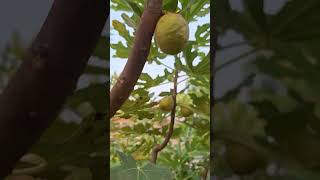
left=110, top=7, right=210, bottom=97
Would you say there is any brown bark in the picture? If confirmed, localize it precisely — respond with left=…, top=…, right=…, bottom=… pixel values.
left=109, top=0, right=163, bottom=118
left=0, top=0, right=108, bottom=177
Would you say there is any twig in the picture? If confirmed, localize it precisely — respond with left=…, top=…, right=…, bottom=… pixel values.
left=109, top=0, right=163, bottom=118
left=156, top=59, right=174, bottom=70
left=150, top=62, right=179, bottom=164
left=157, top=74, right=188, bottom=86
left=213, top=49, right=258, bottom=74
left=218, top=41, right=247, bottom=51
left=178, top=77, right=189, bottom=84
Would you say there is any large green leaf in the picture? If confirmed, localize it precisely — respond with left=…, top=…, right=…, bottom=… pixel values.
left=112, top=20, right=133, bottom=45
left=111, top=42, right=130, bottom=58
left=127, top=1, right=143, bottom=17
left=111, top=152, right=173, bottom=180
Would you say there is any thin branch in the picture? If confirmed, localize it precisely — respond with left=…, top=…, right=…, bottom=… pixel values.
left=150, top=62, right=179, bottom=164
left=157, top=74, right=188, bottom=86
left=178, top=77, right=189, bottom=84
left=218, top=41, right=247, bottom=51
left=213, top=49, right=258, bottom=74
left=109, top=0, right=163, bottom=118
left=0, top=0, right=107, bottom=177
left=156, top=59, right=174, bottom=70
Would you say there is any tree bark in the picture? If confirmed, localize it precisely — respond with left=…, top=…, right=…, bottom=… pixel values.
left=109, top=0, right=163, bottom=118
left=0, top=0, right=108, bottom=177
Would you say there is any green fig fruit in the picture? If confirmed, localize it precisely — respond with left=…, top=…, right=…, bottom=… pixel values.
left=159, top=96, right=174, bottom=111
left=180, top=106, right=193, bottom=117
left=225, top=142, right=262, bottom=175
left=155, top=12, right=189, bottom=55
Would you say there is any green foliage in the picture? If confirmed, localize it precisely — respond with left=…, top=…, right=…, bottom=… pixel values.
left=111, top=152, right=173, bottom=180
left=215, top=0, right=320, bottom=178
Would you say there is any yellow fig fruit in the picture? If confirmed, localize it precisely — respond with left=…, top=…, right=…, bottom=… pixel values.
left=155, top=12, right=189, bottom=55
left=159, top=96, right=174, bottom=111
left=180, top=106, right=193, bottom=117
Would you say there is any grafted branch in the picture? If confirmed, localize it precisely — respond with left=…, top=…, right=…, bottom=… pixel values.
left=0, top=0, right=108, bottom=177
left=109, top=0, right=163, bottom=118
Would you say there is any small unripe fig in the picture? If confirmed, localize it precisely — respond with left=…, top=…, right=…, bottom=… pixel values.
left=180, top=106, right=193, bottom=117
left=198, top=103, right=210, bottom=115
left=159, top=96, right=174, bottom=111
left=225, top=142, right=262, bottom=175
left=155, top=12, right=189, bottom=55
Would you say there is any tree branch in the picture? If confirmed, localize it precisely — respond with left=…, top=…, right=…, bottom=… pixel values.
left=0, top=0, right=108, bottom=177
left=109, top=0, right=163, bottom=118
left=150, top=62, right=178, bottom=164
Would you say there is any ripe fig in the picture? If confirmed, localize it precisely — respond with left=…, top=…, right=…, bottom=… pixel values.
left=159, top=96, right=174, bottom=111
left=155, top=12, right=189, bottom=55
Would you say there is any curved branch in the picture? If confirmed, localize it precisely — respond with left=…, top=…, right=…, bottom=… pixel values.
left=109, top=0, right=163, bottom=118
left=150, top=63, right=178, bottom=164
left=0, top=0, right=108, bottom=177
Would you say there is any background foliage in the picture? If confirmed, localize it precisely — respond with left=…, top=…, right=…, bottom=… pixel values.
left=214, top=0, right=320, bottom=179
